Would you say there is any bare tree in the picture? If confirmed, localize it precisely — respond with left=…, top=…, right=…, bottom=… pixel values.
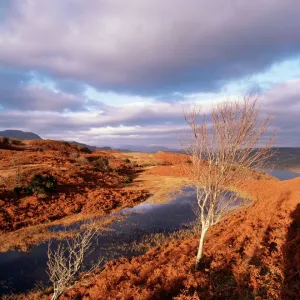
left=47, top=228, right=102, bottom=300
left=181, top=96, right=275, bottom=269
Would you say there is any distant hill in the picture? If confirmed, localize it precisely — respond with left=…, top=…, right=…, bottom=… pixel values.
left=0, top=130, right=42, bottom=140
left=121, top=145, right=183, bottom=153
left=120, top=146, right=300, bottom=171
left=0, top=130, right=298, bottom=172
left=67, top=143, right=179, bottom=153
left=69, top=141, right=112, bottom=151
left=114, top=148, right=133, bottom=153
left=270, top=147, right=300, bottom=171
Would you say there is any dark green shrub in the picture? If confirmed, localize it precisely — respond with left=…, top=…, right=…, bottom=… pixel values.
left=131, top=162, right=139, bottom=168
left=124, top=176, right=133, bottom=184
left=124, top=158, right=131, bottom=163
left=13, top=174, right=57, bottom=197
left=0, top=136, right=9, bottom=144
left=13, top=186, right=32, bottom=196
left=113, top=167, right=123, bottom=174
left=93, top=157, right=110, bottom=171
left=29, top=174, right=57, bottom=196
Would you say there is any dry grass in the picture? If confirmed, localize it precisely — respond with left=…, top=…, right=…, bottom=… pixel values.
left=0, top=213, right=119, bottom=252
left=131, top=219, right=202, bottom=253
left=0, top=225, right=77, bottom=252
left=2, top=167, right=295, bottom=299
left=128, top=171, right=190, bottom=203
left=114, top=152, right=157, bottom=167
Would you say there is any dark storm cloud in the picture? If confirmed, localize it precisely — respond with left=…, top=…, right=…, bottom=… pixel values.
left=0, top=65, right=299, bottom=147
left=0, top=1, right=299, bottom=147
left=0, top=0, right=300, bottom=95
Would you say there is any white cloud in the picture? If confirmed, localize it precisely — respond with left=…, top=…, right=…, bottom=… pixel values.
left=0, top=79, right=299, bottom=147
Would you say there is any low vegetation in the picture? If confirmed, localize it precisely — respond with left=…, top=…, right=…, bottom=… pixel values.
left=123, top=176, right=133, bottom=184
left=0, top=136, right=24, bottom=145
left=75, top=155, right=90, bottom=165
left=131, top=218, right=202, bottom=253
left=0, top=139, right=174, bottom=250
left=1, top=125, right=299, bottom=299
left=29, top=174, right=57, bottom=197
left=123, top=158, right=131, bottom=163
left=13, top=174, right=57, bottom=198
left=92, top=157, right=110, bottom=171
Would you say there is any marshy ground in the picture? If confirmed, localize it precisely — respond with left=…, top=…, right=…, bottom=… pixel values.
left=1, top=139, right=299, bottom=299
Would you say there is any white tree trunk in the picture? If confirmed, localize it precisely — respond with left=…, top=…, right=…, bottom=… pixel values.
left=195, top=226, right=208, bottom=269
left=51, top=292, right=58, bottom=300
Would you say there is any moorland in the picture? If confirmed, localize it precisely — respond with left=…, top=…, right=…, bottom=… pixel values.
left=0, top=137, right=299, bottom=299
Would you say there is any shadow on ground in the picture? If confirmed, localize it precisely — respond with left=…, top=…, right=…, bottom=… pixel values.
left=282, top=203, right=300, bottom=299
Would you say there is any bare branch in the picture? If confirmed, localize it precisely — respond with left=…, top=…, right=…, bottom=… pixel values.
left=47, top=228, right=102, bottom=300
left=180, top=95, right=275, bottom=269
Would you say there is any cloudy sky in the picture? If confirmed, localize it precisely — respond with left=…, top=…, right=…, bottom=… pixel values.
left=0, top=0, right=299, bottom=148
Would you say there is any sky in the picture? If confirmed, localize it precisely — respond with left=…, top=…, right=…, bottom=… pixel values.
left=0, top=0, right=300, bottom=148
